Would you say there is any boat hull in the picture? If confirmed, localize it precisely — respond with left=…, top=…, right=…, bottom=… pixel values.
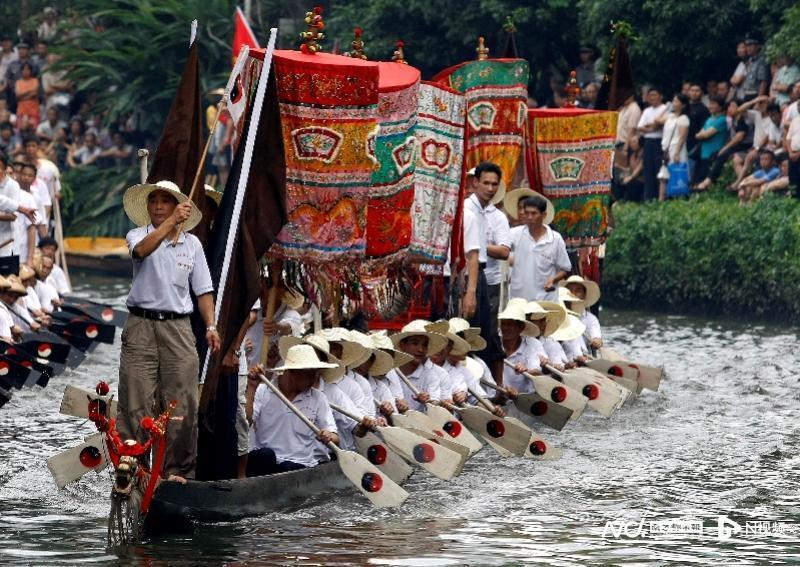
left=145, top=461, right=351, bottom=532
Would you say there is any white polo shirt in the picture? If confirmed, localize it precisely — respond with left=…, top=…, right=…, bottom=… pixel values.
left=539, top=336, right=569, bottom=366
left=637, top=104, right=667, bottom=139
left=562, top=337, right=587, bottom=360
left=351, top=370, right=376, bottom=417
left=34, top=279, right=59, bottom=313
left=125, top=225, right=213, bottom=314
left=502, top=339, right=540, bottom=394
left=463, top=194, right=488, bottom=264
left=30, top=178, right=49, bottom=220
left=251, top=380, right=337, bottom=467
left=14, top=190, right=37, bottom=261
left=35, top=158, right=60, bottom=199
left=509, top=225, right=571, bottom=301
left=581, top=311, right=601, bottom=340
left=330, top=370, right=370, bottom=417
left=467, top=356, right=494, bottom=399
left=368, top=376, right=396, bottom=411
left=388, top=360, right=442, bottom=412
left=0, top=303, right=12, bottom=340
left=385, top=370, right=405, bottom=401
left=484, top=206, right=511, bottom=286
left=0, top=176, right=21, bottom=257
left=24, top=285, right=41, bottom=312
left=319, top=379, right=359, bottom=452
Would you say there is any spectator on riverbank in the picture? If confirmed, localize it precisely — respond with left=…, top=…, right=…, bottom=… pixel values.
left=738, top=149, right=780, bottom=203
left=771, top=55, right=800, bottom=108
left=692, top=96, right=728, bottom=188
left=636, top=88, right=667, bottom=201
left=730, top=41, right=748, bottom=102
left=67, top=131, right=100, bottom=168
left=658, top=94, right=690, bottom=200
left=14, top=63, right=41, bottom=129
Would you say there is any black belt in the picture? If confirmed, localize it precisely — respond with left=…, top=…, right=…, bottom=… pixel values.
left=479, top=262, right=487, bottom=269
left=128, top=306, right=189, bottom=321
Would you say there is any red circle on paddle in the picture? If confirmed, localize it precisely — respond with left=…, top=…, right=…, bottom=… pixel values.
left=443, top=420, right=462, bottom=438
left=529, top=440, right=547, bottom=456
left=582, top=384, right=599, bottom=400
left=551, top=386, right=567, bottom=403
left=361, top=472, right=383, bottom=492
left=608, top=365, right=624, bottom=377
left=101, top=308, right=114, bottom=322
left=85, top=325, right=99, bottom=339
left=0, top=362, right=8, bottom=376
left=367, top=444, right=388, bottom=465
left=531, top=401, right=548, bottom=415
left=79, top=446, right=102, bottom=468
left=38, top=343, right=52, bottom=357
left=413, top=443, right=435, bottom=463
left=486, top=419, right=505, bottom=438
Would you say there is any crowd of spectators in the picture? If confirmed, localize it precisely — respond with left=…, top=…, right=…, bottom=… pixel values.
left=605, top=37, right=799, bottom=205
left=0, top=7, right=136, bottom=176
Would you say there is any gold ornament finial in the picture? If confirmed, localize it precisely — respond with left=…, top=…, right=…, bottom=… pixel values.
left=346, top=27, right=367, bottom=60
left=476, top=36, right=489, bottom=60
left=299, top=6, right=325, bottom=54
left=392, top=40, right=407, bottom=64
left=564, top=71, right=581, bottom=107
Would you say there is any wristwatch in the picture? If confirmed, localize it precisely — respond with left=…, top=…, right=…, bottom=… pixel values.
left=207, top=325, right=218, bottom=333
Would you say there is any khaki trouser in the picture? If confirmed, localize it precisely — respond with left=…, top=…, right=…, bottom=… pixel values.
left=117, top=314, right=199, bottom=478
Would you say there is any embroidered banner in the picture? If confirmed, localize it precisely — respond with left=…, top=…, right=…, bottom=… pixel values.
left=526, top=108, right=617, bottom=247
left=271, top=51, right=379, bottom=262
left=408, top=81, right=465, bottom=263
left=432, top=59, right=529, bottom=185
left=366, top=63, right=420, bottom=259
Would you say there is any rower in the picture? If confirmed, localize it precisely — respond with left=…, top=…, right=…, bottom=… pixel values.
left=387, top=320, right=448, bottom=412
left=118, top=179, right=220, bottom=482
left=19, top=264, right=49, bottom=326
left=244, top=287, right=306, bottom=368
left=368, top=331, right=412, bottom=416
left=557, top=287, right=590, bottom=365
left=347, top=330, right=390, bottom=422
left=427, top=321, right=471, bottom=407
left=504, top=188, right=571, bottom=302
left=498, top=301, right=542, bottom=395
left=530, top=301, right=572, bottom=371
left=0, top=276, right=17, bottom=341
left=33, top=255, right=60, bottom=313
left=559, top=275, right=603, bottom=350
left=245, top=344, right=339, bottom=476
left=315, top=328, right=374, bottom=418
left=36, top=237, right=69, bottom=294
left=2, top=274, right=40, bottom=332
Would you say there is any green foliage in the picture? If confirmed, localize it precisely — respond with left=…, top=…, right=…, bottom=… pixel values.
left=605, top=193, right=800, bottom=321
left=53, top=0, right=235, bottom=139
left=60, top=166, right=137, bottom=237
left=764, top=4, right=800, bottom=62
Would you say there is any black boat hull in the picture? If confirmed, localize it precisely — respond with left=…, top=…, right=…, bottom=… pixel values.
left=145, top=461, right=351, bottom=533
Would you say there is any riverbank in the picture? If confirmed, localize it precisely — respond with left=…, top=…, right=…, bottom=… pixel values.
left=604, top=189, right=800, bottom=322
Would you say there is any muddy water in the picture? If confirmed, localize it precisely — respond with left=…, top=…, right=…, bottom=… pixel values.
left=1, top=276, right=799, bottom=565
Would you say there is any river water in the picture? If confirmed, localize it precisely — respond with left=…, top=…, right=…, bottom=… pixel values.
left=1, top=274, right=799, bottom=566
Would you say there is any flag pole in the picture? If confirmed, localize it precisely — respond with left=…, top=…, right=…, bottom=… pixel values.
left=199, top=29, right=277, bottom=383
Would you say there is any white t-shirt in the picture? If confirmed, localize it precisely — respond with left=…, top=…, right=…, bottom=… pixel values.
left=330, top=370, right=371, bottom=418
left=30, top=178, right=50, bottom=221
left=47, top=265, right=70, bottom=294
left=14, top=191, right=37, bottom=262
left=351, top=371, right=375, bottom=417
left=661, top=113, right=690, bottom=163
left=35, top=159, right=60, bottom=200
left=368, top=376, right=396, bottom=411
left=319, top=379, right=359, bottom=452
left=617, top=101, right=642, bottom=145
left=462, top=194, right=488, bottom=263
left=540, top=336, right=569, bottom=366
left=484, top=205, right=511, bottom=286
left=502, top=339, right=540, bottom=394
left=0, top=176, right=21, bottom=257
left=637, top=104, right=667, bottom=139
left=387, top=360, right=442, bottom=412
left=509, top=225, right=572, bottom=301
left=581, top=311, right=601, bottom=341
left=34, top=279, right=59, bottom=313
left=251, top=381, right=337, bottom=467
left=0, top=303, right=13, bottom=340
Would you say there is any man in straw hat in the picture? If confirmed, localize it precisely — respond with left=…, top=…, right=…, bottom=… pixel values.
left=505, top=188, right=571, bottom=302
left=559, top=274, right=602, bottom=350
left=118, top=179, right=220, bottom=482
left=245, top=344, right=339, bottom=476
left=0, top=275, right=17, bottom=341
left=388, top=319, right=449, bottom=412
left=462, top=161, right=506, bottom=381
left=498, top=300, right=543, bottom=395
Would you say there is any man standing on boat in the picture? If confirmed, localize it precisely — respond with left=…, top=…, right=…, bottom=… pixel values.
left=118, top=180, right=221, bottom=482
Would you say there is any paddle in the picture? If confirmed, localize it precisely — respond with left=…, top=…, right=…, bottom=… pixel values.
left=47, top=432, right=108, bottom=489
left=331, top=402, right=462, bottom=481
left=459, top=387, right=532, bottom=457
left=394, top=368, right=483, bottom=454
left=550, top=366, right=629, bottom=418
left=503, top=360, right=586, bottom=419
left=0, top=385, right=10, bottom=409
left=61, top=300, right=128, bottom=329
left=258, top=373, right=408, bottom=508
left=588, top=354, right=662, bottom=392
left=352, top=430, right=414, bottom=485
left=479, top=378, right=573, bottom=431
left=580, top=361, right=642, bottom=396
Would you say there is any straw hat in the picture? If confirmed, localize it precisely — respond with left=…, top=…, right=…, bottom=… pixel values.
left=498, top=303, right=539, bottom=337
left=558, top=275, right=601, bottom=308
left=467, top=166, right=506, bottom=205
left=369, top=331, right=414, bottom=368
left=551, top=313, right=587, bottom=342
left=0, top=275, right=11, bottom=290
left=558, top=286, right=586, bottom=315
left=272, top=344, right=338, bottom=373
left=347, top=329, right=392, bottom=373
left=523, top=301, right=549, bottom=321
left=502, top=186, right=555, bottom=223
left=18, top=264, right=35, bottom=281
left=390, top=319, right=449, bottom=357
left=6, top=275, right=28, bottom=296
left=123, top=180, right=202, bottom=231
left=278, top=335, right=345, bottom=382
left=315, top=328, right=370, bottom=368
left=282, top=288, right=305, bottom=311
left=426, top=320, right=471, bottom=356
left=204, top=184, right=223, bottom=206
left=448, top=317, right=487, bottom=352
left=534, top=301, right=567, bottom=337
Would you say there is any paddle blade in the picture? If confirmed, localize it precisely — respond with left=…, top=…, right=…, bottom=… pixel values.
left=61, top=301, right=128, bottom=328
left=0, top=385, right=11, bottom=409
left=60, top=384, right=118, bottom=420
left=628, top=363, right=663, bottom=391
left=561, top=368, right=628, bottom=418
left=458, top=406, right=531, bottom=457
left=334, top=448, right=409, bottom=508
left=504, top=416, right=562, bottom=461
left=512, top=392, right=573, bottom=431
left=528, top=374, right=587, bottom=419
left=353, top=431, right=414, bottom=485
left=47, top=433, right=108, bottom=489
left=378, top=426, right=462, bottom=481
left=424, top=403, right=483, bottom=453
left=13, top=339, right=72, bottom=365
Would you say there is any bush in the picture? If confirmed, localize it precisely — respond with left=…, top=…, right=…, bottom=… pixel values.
left=604, top=192, right=800, bottom=321
left=60, top=166, right=138, bottom=237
